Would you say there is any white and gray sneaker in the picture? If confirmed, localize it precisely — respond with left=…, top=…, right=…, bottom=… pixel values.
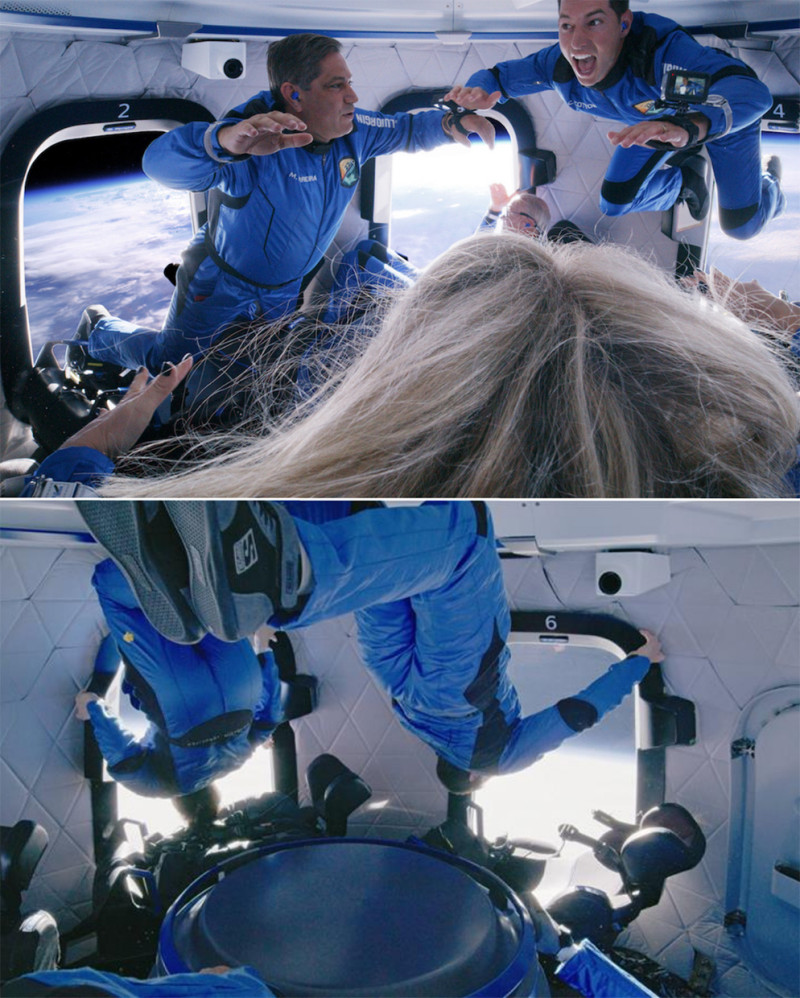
left=164, top=501, right=303, bottom=642
left=76, top=500, right=205, bottom=644
left=65, top=304, right=111, bottom=373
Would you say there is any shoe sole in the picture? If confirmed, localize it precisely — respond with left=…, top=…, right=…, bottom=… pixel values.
left=681, top=156, right=710, bottom=221
left=76, top=500, right=204, bottom=644
left=765, top=156, right=782, bottom=182
left=164, top=501, right=301, bottom=641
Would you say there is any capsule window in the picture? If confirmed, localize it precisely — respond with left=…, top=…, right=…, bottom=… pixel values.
left=23, top=131, right=193, bottom=362
left=474, top=638, right=637, bottom=905
left=390, top=117, right=517, bottom=267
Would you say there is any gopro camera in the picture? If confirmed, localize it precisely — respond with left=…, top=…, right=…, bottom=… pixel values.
left=645, top=68, right=712, bottom=148
left=660, top=69, right=711, bottom=106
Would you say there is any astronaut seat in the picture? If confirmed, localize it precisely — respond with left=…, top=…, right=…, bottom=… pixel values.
left=0, top=820, right=60, bottom=983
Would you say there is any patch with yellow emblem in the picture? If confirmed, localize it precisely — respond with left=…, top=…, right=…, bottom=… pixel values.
left=339, top=157, right=359, bottom=187
left=633, top=100, right=660, bottom=116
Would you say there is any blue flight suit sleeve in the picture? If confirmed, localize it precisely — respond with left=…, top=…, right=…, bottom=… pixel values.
left=86, top=698, right=149, bottom=770
left=142, top=90, right=271, bottom=190
left=23, top=446, right=114, bottom=494
left=85, top=699, right=174, bottom=797
left=498, top=654, right=651, bottom=773
left=143, top=121, right=256, bottom=192
left=465, top=45, right=561, bottom=100
left=11, top=966, right=276, bottom=997
left=652, top=30, right=772, bottom=139
left=248, top=650, right=282, bottom=746
left=350, top=107, right=453, bottom=158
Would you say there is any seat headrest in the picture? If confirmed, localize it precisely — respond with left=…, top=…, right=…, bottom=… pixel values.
left=0, top=821, right=49, bottom=893
left=547, top=885, right=616, bottom=950
left=640, top=803, right=706, bottom=866
left=620, top=826, right=694, bottom=890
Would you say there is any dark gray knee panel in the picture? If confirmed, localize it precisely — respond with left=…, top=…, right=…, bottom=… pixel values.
left=557, top=697, right=598, bottom=732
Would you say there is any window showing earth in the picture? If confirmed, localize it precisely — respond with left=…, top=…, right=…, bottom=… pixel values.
left=24, top=131, right=193, bottom=359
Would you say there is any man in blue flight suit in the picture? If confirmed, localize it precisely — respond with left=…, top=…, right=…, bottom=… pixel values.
left=74, top=556, right=288, bottom=798
left=76, top=500, right=663, bottom=794
left=73, top=33, right=494, bottom=374
left=445, top=0, right=784, bottom=240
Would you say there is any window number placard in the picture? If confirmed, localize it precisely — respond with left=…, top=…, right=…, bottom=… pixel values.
left=764, top=97, right=799, bottom=130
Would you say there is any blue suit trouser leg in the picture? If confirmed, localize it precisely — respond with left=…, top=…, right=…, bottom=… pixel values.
left=600, top=145, right=682, bottom=216
left=282, top=501, right=518, bottom=771
left=86, top=308, right=229, bottom=373
left=285, top=501, right=493, bottom=625
left=706, top=123, right=785, bottom=239
left=87, top=317, right=164, bottom=371
left=87, top=269, right=303, bottom=373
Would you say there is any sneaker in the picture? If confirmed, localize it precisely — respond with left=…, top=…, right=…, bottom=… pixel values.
left=75, top=500, right=205, bottom=644
left=764, top=154, right=782, bottom=182
left=75, top=304, right=111, bottom=341
left=678, top=156, right=710, bottom=221
left=65, top=304, right=111, bottom=373
left=164, top=501, right=303, bottom=641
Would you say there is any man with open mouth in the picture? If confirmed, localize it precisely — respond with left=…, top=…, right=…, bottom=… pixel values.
left=446, top=0, right=784, bottom=241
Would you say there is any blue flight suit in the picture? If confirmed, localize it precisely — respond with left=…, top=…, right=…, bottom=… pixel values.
left=280, top=501, right=652, bottom=776
left=87, top=558, right=282, bottom=797
left=86, top=97, right=453, bottom=372
left=50, top=497, right=656, bottom=777
left=4, top=966, right=274, bottom=997
left=465, top=12, right=784, bottom=238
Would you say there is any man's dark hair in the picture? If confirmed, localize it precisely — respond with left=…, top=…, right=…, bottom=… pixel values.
left=558, top=0, right=629, bottom=16
left=267, top=33, right=343, bottom=100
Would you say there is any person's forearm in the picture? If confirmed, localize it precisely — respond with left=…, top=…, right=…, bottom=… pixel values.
left=25, top=447, right=114, bottom=493
left=143, top=121, right=231, bottom=190
left=498, top=654, right=651, bottom=773
left=86, top=699, right=145, bottom=768
left=760, top=296, right=800, bottom=333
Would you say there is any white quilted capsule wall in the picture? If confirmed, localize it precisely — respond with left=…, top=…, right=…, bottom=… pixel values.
left=500, top=539, right=800, bottom=998
left=290, top=614, right=452, bottom=839
left=0, top=541, right=105, bottom=933
left=0, top=510, right=798, bottom=997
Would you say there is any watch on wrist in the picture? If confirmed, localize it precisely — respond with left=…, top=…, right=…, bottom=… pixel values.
left=662, top=114, right=701, bottom=147
left=437, top=99, right=473, bottom=138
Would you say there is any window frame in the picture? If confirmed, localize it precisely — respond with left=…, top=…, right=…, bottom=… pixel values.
left=447, top=610, right=694, bottom=824
left=358, top=89, right=541, bottom=244
left=0, top=97, right=214, bottom=415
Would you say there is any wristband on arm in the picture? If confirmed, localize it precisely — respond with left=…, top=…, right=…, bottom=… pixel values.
left=436, top=99, right=475, bottom=138
left=647, top=115, right=702, bottom=149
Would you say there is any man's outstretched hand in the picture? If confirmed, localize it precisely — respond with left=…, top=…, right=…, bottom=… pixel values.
left=608, top=116, right=708, bottom=149
left=443, top=86, right=502, bottom=111
left=218, top=112, right=313, bottom=157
